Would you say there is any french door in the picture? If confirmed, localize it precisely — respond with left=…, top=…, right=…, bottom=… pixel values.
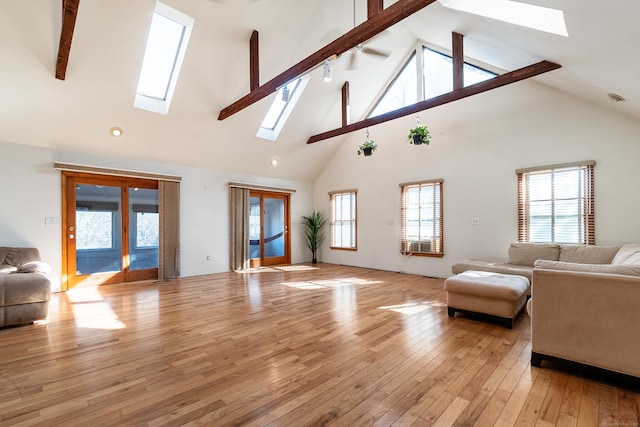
left=249, top=191, right=290, bottom=267
left=62, top=172, right=159, bottom=289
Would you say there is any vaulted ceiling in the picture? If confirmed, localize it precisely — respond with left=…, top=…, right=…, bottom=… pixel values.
left=1, top=0, right=637, bottom=182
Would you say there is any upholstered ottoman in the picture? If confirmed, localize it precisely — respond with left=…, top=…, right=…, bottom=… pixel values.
left=444, top=270, right=529, bottom=328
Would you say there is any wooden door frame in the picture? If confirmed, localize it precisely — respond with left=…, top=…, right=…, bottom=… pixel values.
left=61, top=171, right=159, bottom=290
left=249, top=190, right=291, bottom=267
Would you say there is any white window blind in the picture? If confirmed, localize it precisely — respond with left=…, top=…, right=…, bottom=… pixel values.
left=329, top=190, right=357, bottom=250
left=400, top=179, right=444, bottom=256
left=517, top=161, right=595, bottom=244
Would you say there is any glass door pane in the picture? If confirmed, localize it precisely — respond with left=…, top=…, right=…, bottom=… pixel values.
left=249, top=196, right=261, bottom=259
left=129, top=187, right=159, bottom=271
left=75, top=184, right=122, bottom=274
left=263, top=197, right=285, bottom=259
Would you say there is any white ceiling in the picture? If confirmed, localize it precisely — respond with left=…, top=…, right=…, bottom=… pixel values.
left=1, top=0, right=637, bottom=182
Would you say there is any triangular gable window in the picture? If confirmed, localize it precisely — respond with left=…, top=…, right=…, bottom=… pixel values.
left=368, top=44, right=496, bottom=118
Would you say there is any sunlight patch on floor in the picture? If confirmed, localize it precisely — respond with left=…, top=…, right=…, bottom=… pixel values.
left=273, top=265, right=319, bottom=272
left=378, top=300, right=446, bottom=314
left=67, top=287, right=126, bottom=330
left=281, top=277, right=381, bottom=290
left=236, top=264, right=319, bottom=274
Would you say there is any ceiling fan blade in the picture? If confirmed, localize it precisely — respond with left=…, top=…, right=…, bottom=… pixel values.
left=346, top=52, right=358, bottom=70
left=361, top=47, right=391, bottom=58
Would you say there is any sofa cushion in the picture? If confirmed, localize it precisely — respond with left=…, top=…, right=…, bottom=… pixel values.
left=0, top=248, right=9, bottom=265
left=0, top=264, right=17, bottom=273
left=0, top=247, right=42, bottom=267
left=534, top=259, right=640, bottom=276
left=508, top=243, right=560, bottom=266
left=612, top=244, right=640, bottom=266
left=558, top=244, right=620, bottom=264
left=0, top=272, right=51, bottom=305
left=17, top=261, right=51, bottom=275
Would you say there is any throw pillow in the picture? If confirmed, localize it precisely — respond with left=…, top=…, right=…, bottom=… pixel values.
left=611, top=244, right=640, bottom=266
left=17, top=261, right=52, bottom=275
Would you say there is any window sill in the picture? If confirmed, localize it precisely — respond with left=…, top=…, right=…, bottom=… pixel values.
left=401, top=251, right=444, bottom=258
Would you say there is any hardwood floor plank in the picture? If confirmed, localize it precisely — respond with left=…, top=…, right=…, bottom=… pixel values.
left=0, top=264, right=637, bottom=426
left=539, top=371, right=569, bottom=424
left=617, top=388, right=640, bottom=425
left=514, top=373, right=552, bottom=426
left=576, top=380, right=599, bottom=427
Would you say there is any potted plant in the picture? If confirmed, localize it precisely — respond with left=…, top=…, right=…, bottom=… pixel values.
left=357, top=139, right=378, bottom=156
left=301, top=210, right=327, bottom=264
left=408, top=124, right=431, bottom=145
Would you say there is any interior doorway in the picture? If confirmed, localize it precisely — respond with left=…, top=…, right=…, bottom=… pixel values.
left=249, top=191, right=290, bottom=267
left=62, top=172, right=159, bottom=289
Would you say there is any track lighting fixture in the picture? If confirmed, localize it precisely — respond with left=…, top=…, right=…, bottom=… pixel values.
left=322, top=59, right=332, bottom=82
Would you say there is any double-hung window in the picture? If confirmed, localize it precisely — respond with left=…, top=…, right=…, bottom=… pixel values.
left=517, top=161, right=595, bottom=244
left=400, top=180, right=444, bottom=256
left=329, top=190, right=357, bottom=250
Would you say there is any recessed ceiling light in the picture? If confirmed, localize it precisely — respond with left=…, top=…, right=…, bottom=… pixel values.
left=271, top=159, right=279, bottom=166
left=109, top=127, right=124, bottom=137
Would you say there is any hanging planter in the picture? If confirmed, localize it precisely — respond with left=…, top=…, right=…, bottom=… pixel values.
left=357, top=128, right=378, bottom=156
left=357, top=139, right=377, bottom=156
left=408, top=117, right=431, bottom=146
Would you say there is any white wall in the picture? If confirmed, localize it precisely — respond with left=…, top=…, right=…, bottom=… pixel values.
left=313, top=81, right=640, bottom=278
left=0, top=141, right=313, bottom=291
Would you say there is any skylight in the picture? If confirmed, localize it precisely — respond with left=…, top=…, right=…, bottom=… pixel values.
left=257, top=77, right=309, bottom=141
left=134, top=2, right=194, bottom=115
left=439, top=0, right=568, bottom=37
left=368, top=45, right=496, bottom=118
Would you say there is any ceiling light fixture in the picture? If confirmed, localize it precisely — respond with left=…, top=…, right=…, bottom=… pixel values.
left=607, top=93, right=625, bottom=103
left=270, top=159, right=279, bottom=166
left=109, top=127, right=124, bottom=137
left=322, top=60, right=332, bottom=82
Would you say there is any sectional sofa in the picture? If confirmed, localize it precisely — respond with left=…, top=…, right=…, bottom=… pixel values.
left=0, top=247, right=51, bottom=327
left=452, top=242, right=640, bottom=380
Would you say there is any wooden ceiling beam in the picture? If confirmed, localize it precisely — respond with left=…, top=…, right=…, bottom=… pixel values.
left=306, top=60, right=561, bottom=144
left=55, top=0, right=80, bottom=80
left=250, top=30, right=259, bottom=92
left=342, top=82, right=350, bottom=127
left=368, top=0, right=384, bottom=18
left=218, top=0, right=438, bottom=120
left=452, top=32, right=464, bottom=90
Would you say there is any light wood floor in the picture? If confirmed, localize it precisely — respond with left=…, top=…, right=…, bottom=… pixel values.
left=1, top=264, right=639, bottom=426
